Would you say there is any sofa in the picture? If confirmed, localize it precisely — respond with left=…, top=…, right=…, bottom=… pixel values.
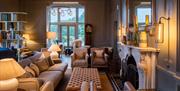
left=17, top=52, right=68, bottom=91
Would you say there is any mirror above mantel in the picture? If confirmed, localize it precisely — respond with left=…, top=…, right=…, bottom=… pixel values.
left=128, top=0, right=153, bottom=26
left=119, top=0, right=156, bottom=47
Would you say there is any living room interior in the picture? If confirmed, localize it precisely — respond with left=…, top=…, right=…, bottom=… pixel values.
left=0, top=0, right=180, bottom=91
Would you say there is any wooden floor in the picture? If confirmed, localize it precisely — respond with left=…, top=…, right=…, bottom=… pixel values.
left=60, top=54, right=71, bottom=69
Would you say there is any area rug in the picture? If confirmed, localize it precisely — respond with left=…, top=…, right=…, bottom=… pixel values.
left=55, top=69, right=114, bottom=91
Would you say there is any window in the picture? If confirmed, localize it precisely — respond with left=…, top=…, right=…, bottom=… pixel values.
left=47, top=5, right=85, bottom=46
left=59, top=8, right=76, bottom=22
left=136, top=7, right=152, bottom=24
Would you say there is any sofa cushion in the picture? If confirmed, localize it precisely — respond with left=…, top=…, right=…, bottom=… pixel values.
left=34, top=58, right=50, bottom=72
left=24, top=66, right=36, bottom=77
left=38, top=71, right=63, bottom=87
left=48, top=63, right=68, bottom=72
left=30, top=63, right=40, bottom=77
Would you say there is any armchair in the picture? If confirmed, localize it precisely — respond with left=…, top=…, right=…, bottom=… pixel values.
left=71, top=48, right=89, bottom=69
left=90, top=48, right=109, bottom=68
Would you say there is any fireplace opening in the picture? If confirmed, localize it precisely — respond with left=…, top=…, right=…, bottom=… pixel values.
left=121, top=55, right=139, bottom=90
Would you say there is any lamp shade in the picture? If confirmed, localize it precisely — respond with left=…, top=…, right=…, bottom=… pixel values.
left=48, top=44, right=61, bottom=52
left=0, top=58, right=25, bottom=80
left=47, top=32, right=56, bottom=39
left=23, top=34, right=30, bottom=40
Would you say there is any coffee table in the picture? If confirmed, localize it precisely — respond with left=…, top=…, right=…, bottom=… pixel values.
left=66, top=67, right=102, bottom=91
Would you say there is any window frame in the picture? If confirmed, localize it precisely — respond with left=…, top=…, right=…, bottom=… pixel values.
left=46, top=4, right=85, bottom=46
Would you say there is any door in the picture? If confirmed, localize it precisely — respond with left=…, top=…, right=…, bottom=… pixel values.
left=60, top=25, right=76, bottom=48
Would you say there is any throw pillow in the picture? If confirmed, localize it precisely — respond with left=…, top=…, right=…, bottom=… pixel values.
left=94, top=50, right=104, bottom=58
left=30, top=63, right=40, bottom=77
left=18, top=71, right=33, bottom=78
left=47, top=56, right=55, bottom=66
left=24, top=66, right=36, bottom=77
left=34, top=58, right=49, bottom=72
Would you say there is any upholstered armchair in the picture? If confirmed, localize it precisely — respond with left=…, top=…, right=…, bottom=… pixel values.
left=90, top=48, right=109, bottom=68
left=71, top=48, right=89, bottom=69
left=72, top=39, right=82, bottom=51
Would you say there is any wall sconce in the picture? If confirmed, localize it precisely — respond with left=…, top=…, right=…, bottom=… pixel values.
left=157, top=17, right=170, bottom=43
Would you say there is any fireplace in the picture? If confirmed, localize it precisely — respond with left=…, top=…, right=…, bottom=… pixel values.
left=118, top=42, right=159, bottom=90
left=125, top=55, right=139, bottom=89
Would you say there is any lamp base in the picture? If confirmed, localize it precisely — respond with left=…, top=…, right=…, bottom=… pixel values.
left=0, top=78, right=18, bottom=91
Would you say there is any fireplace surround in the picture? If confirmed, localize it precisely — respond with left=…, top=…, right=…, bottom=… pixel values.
left=118, top=42, right=160, bottom=90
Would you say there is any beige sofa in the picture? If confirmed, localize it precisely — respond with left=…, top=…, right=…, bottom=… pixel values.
left=18, top=52, right=68, bottom=91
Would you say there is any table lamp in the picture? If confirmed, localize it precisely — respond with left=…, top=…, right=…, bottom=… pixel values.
left=46, top=32, right=56, bottom=39
left=48, top=44, right=61, bottom=60
left=0, top=58, right=25, bottom=91
left=46, top=32, right=56, bottom=47
left=23, top=34, right=30, bottom=47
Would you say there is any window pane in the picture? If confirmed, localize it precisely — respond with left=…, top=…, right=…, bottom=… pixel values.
left=59, top=8, right=76, bottom=22
left=61, top=26, right=68, bottom=46
left=78, top=8, right=85, bottom=23
left=137, top=8, right=151, bottom=24
left=50, top=24, right=57, bottom=32
left=50, top=24, right=58, bottom=39
left=69, top=26, right=75, bottom=46
left=50, top=8, right=58, bottom=23
left=78, top=24, right=85, bottom=45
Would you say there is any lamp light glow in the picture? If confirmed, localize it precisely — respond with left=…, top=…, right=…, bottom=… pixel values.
left=47, top=32, right=56, bottom=39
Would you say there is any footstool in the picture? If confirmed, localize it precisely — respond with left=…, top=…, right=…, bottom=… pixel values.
left=66, top=68, right=102, bottom=91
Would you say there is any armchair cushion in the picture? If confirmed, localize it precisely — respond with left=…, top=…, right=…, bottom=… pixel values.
left=94, top=50, right=104, bottom=58
left=75, top=51, right=86, bottom=59
left=93, top=58, right=106, bottom=65
left=73, top=59, right=88, bottom=67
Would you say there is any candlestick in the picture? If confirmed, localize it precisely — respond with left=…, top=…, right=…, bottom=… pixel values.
left=145, top=15, right=149, bottom=26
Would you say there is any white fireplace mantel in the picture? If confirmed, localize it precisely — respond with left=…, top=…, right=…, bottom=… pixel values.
left=117, top=42, right=160, bottom=89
